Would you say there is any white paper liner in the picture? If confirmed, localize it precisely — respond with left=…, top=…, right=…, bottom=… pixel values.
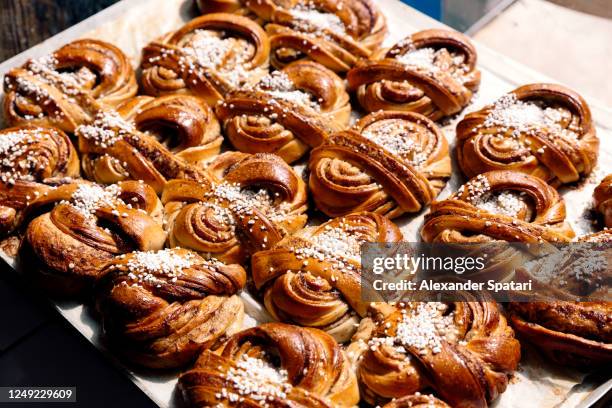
left=0, top=0, right=610, bottom=407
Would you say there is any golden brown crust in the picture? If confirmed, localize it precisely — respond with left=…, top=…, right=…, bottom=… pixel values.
left=594, top=174, right=612, bottom=228
left=117, top=95, right=222, bottom=167
left=421, top=170, right=575, bottom=244
left=77, top=109, right=211, bottom=194
left=247, top=0, right=387, bottom=73
left=0, top=126, right=80, bottom=236
left=20, top=181, right=166, bottom=297
left=197, top=0, right=244, bottom=13
left=215, top=78, right=341, bottom=163
left=162, top=151, right=307, bottom=264
left=3, top=39, right=137, bottom=133
left=140, top=13, right=270, bottom=106
left=509, top=302, right=612, bottom=367
left=456, top=84, right=598, bottom=186
left=251, top=212, right=402, bottom=342
left=348, top=296, right=520, bottom=407
left=347, top=29, right=480, bottom=119
left=309, top=111, right=450, bottom=218
left=178, top=322, right=359, bottom=407
left=95, top=248, right=246, bottom=369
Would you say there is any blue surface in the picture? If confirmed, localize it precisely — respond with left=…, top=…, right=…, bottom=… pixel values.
left=401, top=0, right=442, bottom=20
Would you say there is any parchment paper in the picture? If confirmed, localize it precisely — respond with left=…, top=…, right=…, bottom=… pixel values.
left=0, top=0, right=610, bottom=407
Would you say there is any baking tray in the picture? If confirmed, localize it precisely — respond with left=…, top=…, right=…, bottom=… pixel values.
left=0, top=0, right=611, bottom=407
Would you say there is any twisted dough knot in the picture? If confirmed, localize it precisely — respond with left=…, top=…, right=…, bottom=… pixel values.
left=178, top=322, right=359, bottom=407
left=117, top=94, right=222, bottom=167
left=77, top=109, right=210, bottom=194
left=95, top=248, right=246, bottom=368
left=162, top=151, right=307, bottom=264
left=244, top=0, right=386, bottom=73
left=421, top=170, right=575, bottom=244
left=456, top=84, right=598, bottom=186
left=382, top=394, right=450, bottom=408
left=0, top=126, right=79, bottom=235
left=252, top=212, right=402, bottom=342
left=348, top=29, right=480, bottom=119
left=3, top=39, right=137, bottom=133
left=509, top=302, right=612, bottom=368
left=141, top=13, right=270, bottom=106
left=21, top=180, right=166, bottom=296
left=309, top=111, right=450, bottom=218
left=348, top=295, right=520, bottom=408
left=216, top=63, right=346, bottom=163
left=594, top=174, right=612, bottom=228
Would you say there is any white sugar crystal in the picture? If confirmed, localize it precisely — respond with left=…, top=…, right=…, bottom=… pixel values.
left=64, top=184, right=123, bottom=217
left=255, top=71, right=320, bottom=111
left=290, top=6, right=346, bottom=36
left=474, top=191, right=524, bottom=218
left=76, top=110, right=135, bottom=147
left=222, top=355, right=291, bottom=402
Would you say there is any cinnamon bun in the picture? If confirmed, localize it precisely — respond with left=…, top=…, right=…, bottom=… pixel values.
left=117, top=95, right=222, bottom=167
left=216, top=64, right=346, bottom=163
left=141, top=13, right=270, bottom=105
left=309, top=111, right=450, bottom=218
left=348, top=29, right=480, bottom=119
left=21, top=181, right=166, bottom=296
left=178, top=322, right=359, bottom=407
left=247, top=0, right=387, bottom=73
left=594, top=174, right=612, bottom=228
left=77, top=109, right=210, bottom=194
left=0, top=126, right=79, bottom=236
left=96, top=248, right=246, bottom=368
left=251, top=212, right=402, bottom=342
left=3, top=39, right=137, bottom=133
left=162, top=151, right=307, bottom=264
left=348, top=296, right=520, bottom=407
left=456, top=84, right=598, bottom=186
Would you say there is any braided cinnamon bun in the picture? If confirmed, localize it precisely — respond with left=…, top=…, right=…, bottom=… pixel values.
left=421, top=170, right=575, bottom=244
left=77, top=109, right=210, bottom=194
left=251, top=212, right=402, bottom=342
left=215, top=63, right=346, bottom=163
left=162, top=151, right=307, bottom=264
left=117, top=95, right=222, bottom=167
left=245, top=0, right=387, bottom=73
left=197, top=0, right=244, bottom=14
left=456, top=84, right=598, bottom=186
left=95, top=248, right=246, bottom=368
left=178, top=322, right=359, bottom=407
left=21, top=181, right=166, bottom=296
left=348, top=29, right=480, bottom=119
left=348, top=296, right=520, bottom=407
left=141, top=13, right=270, bottom=105
left=3, top=39, right=137, bottom=133
left=0, top=126, right=79, bottom=236
left=594, top=174, right=612, bottom=228
left=509, top=302, right=611, bottom=368
left=309, top=111, right=450, bottom=218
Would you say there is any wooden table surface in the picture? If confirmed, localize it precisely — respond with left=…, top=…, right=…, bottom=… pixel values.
left=0, top=0, right=120, bottom=61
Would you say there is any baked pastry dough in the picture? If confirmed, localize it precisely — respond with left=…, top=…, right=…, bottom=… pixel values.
left=178, top=322, right=359, bottom=407
left=245, top=0, right=387, bottom=74
left=509, top=302, right=611, bottom=367
left=251, top=212, right=402, bottom=342
left=382, top=394, right=450, bottom=408
left=96, top=248, right=246, bottom=369
left=77, top=109, right=210, bottom=194
left=3, top=39, right=137, bottom=133
left=348, top=296, right=520, bottom=407
left=21, top=181, right=166, bottom=296
left=456, top=84, right=598, bottom=186
left=162, top=151, right=307, bottom=264
left=309, top=111, right=450, bottom=218
left=141, top=13, right=270, bottom=105
left=197, top=0, right=244, bottom=13
left=216, top=61, right=346, bottom=164
left=421, top=170, right=575, bottom=244
left=0, top=126, right=79, bottom=236
left=117, top=94, right=223, bottom=167
left=348, top=29, right=480, bottom=119
left=594, top=174, right=612, bottom=228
